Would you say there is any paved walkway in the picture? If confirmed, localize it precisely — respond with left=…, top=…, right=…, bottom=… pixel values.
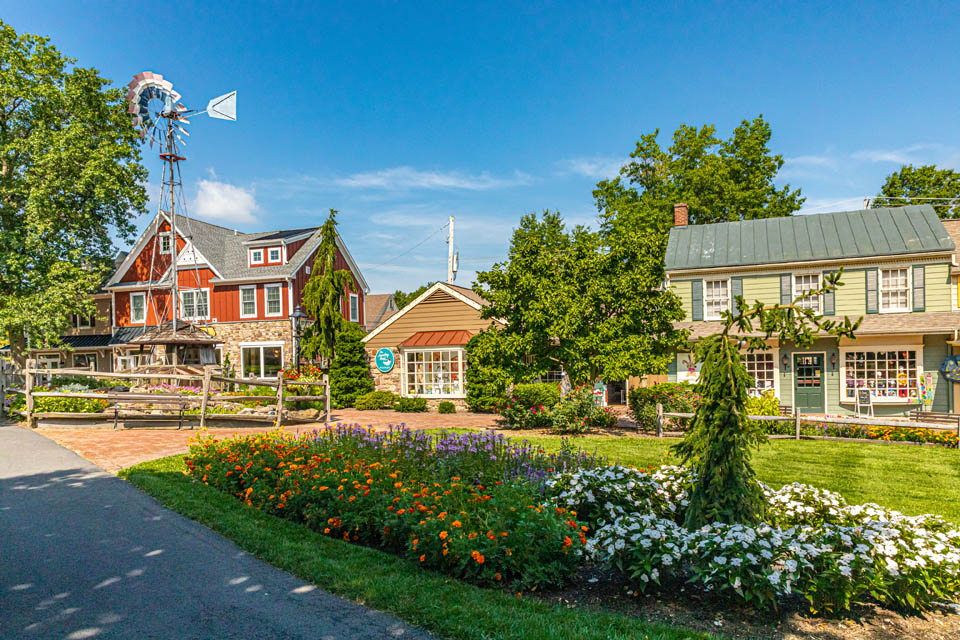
left=37, top=409, right=502, bottom=473
left=0, top=422, right=435, bottom=640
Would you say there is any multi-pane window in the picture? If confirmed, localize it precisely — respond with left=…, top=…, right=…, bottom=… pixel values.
left=240, top=286, right=257, bottom=317
left=131, top=293, right=146, bottom=323
left=704, top=279, right=729, bottom=320
left=794, top=273, right=821, bottom=312
left=349, top=294, right=359, bottom=322
left=743, top=352, right=776, bottom=394
left=180, top=290, right=209, bottom=320
left=403, top=349, right=464, bottom=397
left=73, top=314, right=94, bottom=329
left=268, top=247, right=282, bottom=262
left=880, top=268, right=910, bottom=311
left=250, top=249, right=264, bottom=265
left=159, top=233, right=171, bottom=253
left=73, top=353, right=96, bottom=370
left=843, top=349, right=919, bottom=402
left=242, top=344, right=283, bottom=378
left=265, top=284, right=282, bottom=316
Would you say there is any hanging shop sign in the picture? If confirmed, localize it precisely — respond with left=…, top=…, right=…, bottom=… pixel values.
left=375, top=348, right=395, bottom=373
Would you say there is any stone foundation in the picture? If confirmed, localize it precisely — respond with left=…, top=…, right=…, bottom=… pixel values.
left=365, top=346, right=401, bottom=394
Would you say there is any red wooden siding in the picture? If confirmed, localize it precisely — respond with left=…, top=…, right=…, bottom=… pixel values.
left=291, top=244, right=364, bottom=326
left=286, top=238, right=307, bottom=261
left=121, top=221, right=186, bottom=282
left=116, top=281, right=290, bottom=326
left=115, top=289, right=171, bottom=326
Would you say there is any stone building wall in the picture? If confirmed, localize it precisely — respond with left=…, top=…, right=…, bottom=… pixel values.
left=365, top=346, right=401, bottom=395
left=213, top=320, right=294, bottom=375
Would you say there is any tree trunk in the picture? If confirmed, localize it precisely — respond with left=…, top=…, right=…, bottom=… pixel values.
left=8, top=329, right=27, bottom=368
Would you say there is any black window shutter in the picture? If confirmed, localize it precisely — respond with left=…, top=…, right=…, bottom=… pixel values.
left=780, top=274, right=792, bottom=306
left=912, top=265, right=925, bottom=312
left=866, top=268, right=878, bottom=314
left=822, top=271, right=835, bottom=316
left=731, top=277, right=743, bottom=315
left=690, top=280, right=703, bottom=321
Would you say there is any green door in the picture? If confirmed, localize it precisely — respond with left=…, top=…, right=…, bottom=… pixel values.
left=793, top=354, right=825, bottom=413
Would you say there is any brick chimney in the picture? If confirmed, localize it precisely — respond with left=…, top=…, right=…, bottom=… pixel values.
left=673, top=202, right=689, bottom=227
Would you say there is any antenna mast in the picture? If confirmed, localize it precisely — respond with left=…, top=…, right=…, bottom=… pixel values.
left=447, top=215, right=455, bottom=283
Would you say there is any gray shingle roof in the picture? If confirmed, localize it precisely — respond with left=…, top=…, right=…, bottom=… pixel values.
left=665, top=205, right=955, bottom=271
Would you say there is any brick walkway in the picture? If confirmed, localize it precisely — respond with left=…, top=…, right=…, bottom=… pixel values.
left=34, top=409, right=502, bottom=474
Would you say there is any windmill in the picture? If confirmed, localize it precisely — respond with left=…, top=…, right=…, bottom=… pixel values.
left=125, top=71, right=236, bottom=367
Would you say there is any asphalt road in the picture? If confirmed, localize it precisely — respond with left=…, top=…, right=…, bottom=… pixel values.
left=0, top=423, right=435, bottom=639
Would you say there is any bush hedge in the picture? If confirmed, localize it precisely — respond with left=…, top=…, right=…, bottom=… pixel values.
left=437, top=401, right=456, bottom=414
left=394, top=396, right=428, bottom=413
left=354, top=390, right=398, bottom=410
left=628, top=382, right=700, bottom=431
left=511, top=383, right=560, bottom=411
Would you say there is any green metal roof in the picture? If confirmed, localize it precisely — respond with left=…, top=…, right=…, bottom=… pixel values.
left=665, top=205, right=954, bottom=271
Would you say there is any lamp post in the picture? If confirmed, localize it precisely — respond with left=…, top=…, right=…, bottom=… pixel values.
left=289, top=305, right=308, bottom=374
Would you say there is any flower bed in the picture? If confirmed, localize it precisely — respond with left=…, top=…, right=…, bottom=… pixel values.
left=185, top=427, right=599, bottom=589
left=763, top=419, right=959, bottom=447
left=187, top=426, right=960, bottom=615
left=502, top=386, right=617, bottom=433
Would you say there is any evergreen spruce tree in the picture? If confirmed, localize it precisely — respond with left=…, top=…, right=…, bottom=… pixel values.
left=674, top=271, right=859, bottom=530
left=329, top=323, right=374, bottom=408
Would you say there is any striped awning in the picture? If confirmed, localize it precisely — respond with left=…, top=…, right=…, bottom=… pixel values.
left=399, top=330, right=473, bottom=348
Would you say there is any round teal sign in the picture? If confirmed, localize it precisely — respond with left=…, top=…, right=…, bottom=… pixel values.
left=375, top=348, right=395, bottom=373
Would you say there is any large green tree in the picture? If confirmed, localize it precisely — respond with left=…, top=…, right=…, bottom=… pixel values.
left=474, top=210, right=685, bottom=384
left=393, top=282, right=434, bottom=309
left=0, top=20, right=148, bottom=363
left=873, top=164, right=960, bottom=218
left=301, top=209, right=356, bottom=367
left=594, top=115, right=804, bottom=236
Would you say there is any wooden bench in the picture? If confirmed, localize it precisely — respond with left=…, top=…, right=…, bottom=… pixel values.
left=111, top=397, right=189, bottom=430
left=909, top=408, right=960, bottom=425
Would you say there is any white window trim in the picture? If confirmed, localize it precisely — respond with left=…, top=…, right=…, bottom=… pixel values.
left=792, top=271, right=823, bottom=313
left=878, top=266, right=912, bottom=314
left=249, top=248, right=264, bottom=265
left=839, top=345, right=923, bottom=405
left=178, top=288, right=211, bottom=321
left=130, top=292, right=147, bottom=324
left=239, top=341, right=285, bottom=379
left=349, top=293, right=359, bottom=323
left=38, top=355, right=62, bottom=369
left=264, top=283, right=284, bottom=317
left=159, top=232, right=172, bottom=253
left=74, top=314, right=94, bottom=329
left=268, top=247, right=282, bottom=263
left=400, top=346, right=466, bottom=399
left=239, top=285, right=258, bottom=318
left=703, top=278, right=730, bottom=321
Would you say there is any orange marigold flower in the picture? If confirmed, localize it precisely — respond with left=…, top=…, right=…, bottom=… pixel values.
left=439, top=531, right=448, bottom=540
left=563, top=536, right=573, bottom=548
left=495, top=572, right=502, bottom=581
left=451, top=520, right=461, bottom=527
left=394, top=481, right=403, bottom=488
left=420, top=554, right=426, bottom=562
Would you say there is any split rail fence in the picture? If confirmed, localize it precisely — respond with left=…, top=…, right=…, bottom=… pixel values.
left=1, top=359, right=329, bottom=430
left=655, top=403, right=960, bottom=448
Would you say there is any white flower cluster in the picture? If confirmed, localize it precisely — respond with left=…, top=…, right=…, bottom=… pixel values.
left=545, top=466, right=674, bottom=526
left=579, top=466, right=960, bottom=612
left=763, top=482, right=848, bottom=527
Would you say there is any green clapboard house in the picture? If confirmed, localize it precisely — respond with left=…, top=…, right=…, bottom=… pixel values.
left=664, top=203, right=960, bottom=417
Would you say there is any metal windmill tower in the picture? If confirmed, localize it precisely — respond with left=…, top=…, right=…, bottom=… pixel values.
left=126, top=72, right=236, bottom=344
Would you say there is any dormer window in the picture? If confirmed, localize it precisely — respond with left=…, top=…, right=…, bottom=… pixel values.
left=268, top=247, right=282, bottom=263
left=250, top=248, right=264, bottom=265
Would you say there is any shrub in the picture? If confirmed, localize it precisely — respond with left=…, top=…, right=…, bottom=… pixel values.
left=11, top=388, right=109, bottom=413
left=49, top=375, right=101, bottom=389
left=511, top=383, right=560, bottom=411
left=628, top=382, right=700, bottom=432
left=745, top=390, right=780, bottom=431
left=354, top=390, right=397, bottom=410
left=552, top=386, right=606, bottom=434
left=463, top=332, right=511, bottom=413
left=500, top=401, right=553, bottom=430
left=437, top=401, right=456, bottom=414
left=394, top=396, right=428, bottom=412
left=327, top=323, right=374, bottom=408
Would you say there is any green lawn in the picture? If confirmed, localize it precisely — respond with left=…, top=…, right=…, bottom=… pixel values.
left=515, top=435, right=960, bottom=523
left=121, top=455, right=713, bottom=640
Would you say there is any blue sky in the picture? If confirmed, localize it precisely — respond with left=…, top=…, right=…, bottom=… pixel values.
left=6, top=1, right=960, bottom=292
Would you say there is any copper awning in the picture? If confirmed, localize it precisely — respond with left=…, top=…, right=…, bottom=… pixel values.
left=399, top=330, right=473, bottom=348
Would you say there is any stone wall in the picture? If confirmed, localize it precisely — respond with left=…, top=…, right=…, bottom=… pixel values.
left=365, top=346, right=401, bottom=394
left=213, top=320, right=294, bottom=375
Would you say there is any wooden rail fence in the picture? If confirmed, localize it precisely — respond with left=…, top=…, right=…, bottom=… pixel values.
left=2, top=359, right=329, bottom=430
left=655, top=403, right=960, bottom=448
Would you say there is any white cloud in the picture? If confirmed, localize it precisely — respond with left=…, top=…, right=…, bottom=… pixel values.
left=193, top=179, right=259, bottom=225
left=335, top=166, right=532, bottom=191
left=558, top=156, right=629, bottom=179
